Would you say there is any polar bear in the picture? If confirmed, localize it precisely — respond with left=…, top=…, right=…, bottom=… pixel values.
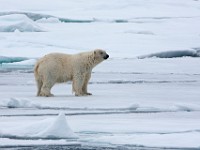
left=34, top=49, right=109, bottom=97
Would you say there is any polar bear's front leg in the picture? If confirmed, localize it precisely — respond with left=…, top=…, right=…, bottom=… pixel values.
left=82, top=73, right=92, bottom=95
left=73, top=74, right=85, bottom=96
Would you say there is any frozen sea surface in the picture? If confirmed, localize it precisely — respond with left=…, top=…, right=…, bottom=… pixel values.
left=0, top=0, right=200, bottom=149
left=0, top=58, right=200, bottom=149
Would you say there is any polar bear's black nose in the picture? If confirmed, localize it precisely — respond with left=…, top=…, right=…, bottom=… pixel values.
left=104, top=54, right=109, bottom=59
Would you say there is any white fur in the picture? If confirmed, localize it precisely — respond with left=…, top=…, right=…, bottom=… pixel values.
left=34, top=49, right=108, bottom=96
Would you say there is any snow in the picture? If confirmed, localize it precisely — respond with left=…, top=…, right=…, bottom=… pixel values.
left=0, top=0, right=200, bottom=149
left=0, top=97, right=40, bottom=108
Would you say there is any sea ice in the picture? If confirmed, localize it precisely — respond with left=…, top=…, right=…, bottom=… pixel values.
left=0, top=0, right=200, bottom=149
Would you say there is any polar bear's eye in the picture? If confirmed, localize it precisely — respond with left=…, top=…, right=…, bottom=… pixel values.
left=100, top=52, right=103, bottom=55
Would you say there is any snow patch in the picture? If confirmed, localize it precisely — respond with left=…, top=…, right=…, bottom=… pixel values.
left=0, top=14, right=45, bottom=32
left=1, top=98, right=40, bottom=108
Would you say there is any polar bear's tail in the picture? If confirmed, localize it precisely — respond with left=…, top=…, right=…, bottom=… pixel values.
left=34, top=62, right=43, bottom=96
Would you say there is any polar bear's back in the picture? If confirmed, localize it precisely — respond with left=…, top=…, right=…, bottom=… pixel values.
left=34, top=53, right=73, bottom=83
left=37, top=52, right=72, bottom=71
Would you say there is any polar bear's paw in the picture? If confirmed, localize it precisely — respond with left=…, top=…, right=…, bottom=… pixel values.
left=75, top=92, right=92, bottom=96
left=85, top=92, right=92, bottom=96
left=39, top=92, right=54, bottom=97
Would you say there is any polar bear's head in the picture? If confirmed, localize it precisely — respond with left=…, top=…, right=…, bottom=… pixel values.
left=94, top=49, right=109, bottom=61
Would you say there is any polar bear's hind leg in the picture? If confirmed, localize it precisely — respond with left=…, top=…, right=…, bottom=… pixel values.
left=40, top=78, right=55, bottom=97
left=36, top=79, right=43, bottom=96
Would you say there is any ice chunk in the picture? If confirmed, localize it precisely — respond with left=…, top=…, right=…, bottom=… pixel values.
left=0, top=113, right=77, bottom=139
left=0, top=14, right=45, bottom=32
left=2, top=59, right=36, bottom=66
left=138, top=50, right=200, bottom=59
left=0, top=56, right=28, bottom=64
left=0, top=12, right=53, bottom=21
left=128, top=104, right=139, bottom=110
left=35, top=112, right=77, bottom=138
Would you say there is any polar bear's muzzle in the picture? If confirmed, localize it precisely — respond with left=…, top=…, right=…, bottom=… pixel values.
left=104, top=54, right=109, bottom=59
